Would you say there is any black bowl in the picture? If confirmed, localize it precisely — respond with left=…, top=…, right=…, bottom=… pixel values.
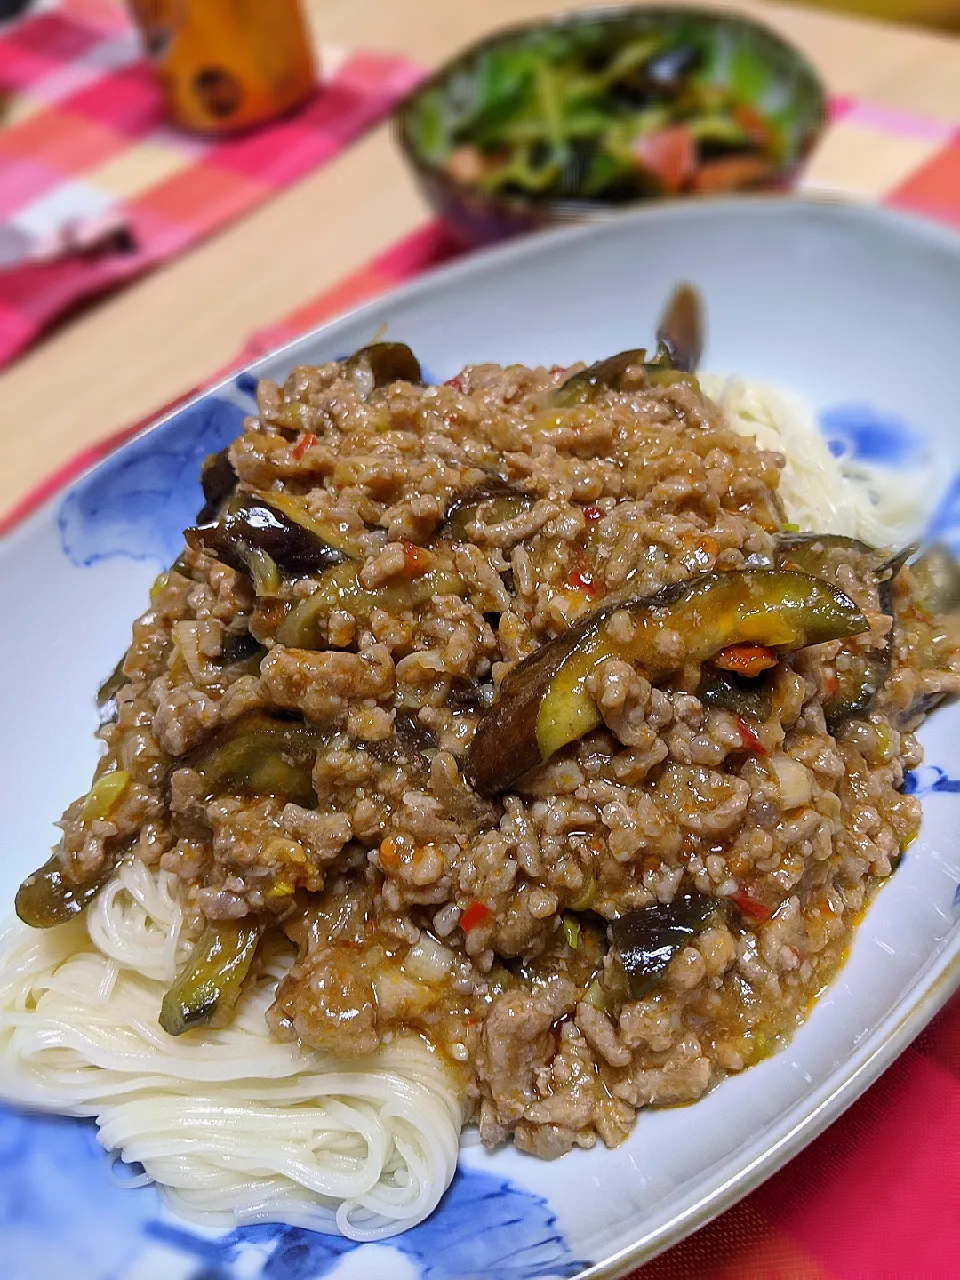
left=394, top=6, right=827, bottom=247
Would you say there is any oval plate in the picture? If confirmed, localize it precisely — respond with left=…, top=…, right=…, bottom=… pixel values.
left=2, top=197, right=960, bottom=1280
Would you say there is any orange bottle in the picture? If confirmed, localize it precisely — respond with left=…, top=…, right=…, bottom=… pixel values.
left=128, top=1, right=317, bottom=134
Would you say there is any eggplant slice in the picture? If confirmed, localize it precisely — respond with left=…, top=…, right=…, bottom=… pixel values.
left=611, top=894, right=718, bottom=999
left=343, top=342, right=422, bottom=401
left=466, top=568, right=867, bottom=796
left=16, top=850, right=120, bottom=929
left=445, top=477, right=534, bottom=541
left=552, top=283, right=704, bottom=405
left=179, top=711, right=327, bottom=808
left=186, top=491, right=363, bottom=583
left=775, top=533, right=910, bottom=729
left=159, top=921, right=263, bottom=1036
left=276, top=561, right=465, bottom=647
left=196, top=448, right=238, bottom=524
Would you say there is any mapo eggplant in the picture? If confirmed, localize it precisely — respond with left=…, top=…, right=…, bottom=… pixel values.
left=467, top=569, right=868, bottom=795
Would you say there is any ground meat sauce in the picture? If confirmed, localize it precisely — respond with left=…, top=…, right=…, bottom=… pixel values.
left=34, top=352, right=960, bottom=1159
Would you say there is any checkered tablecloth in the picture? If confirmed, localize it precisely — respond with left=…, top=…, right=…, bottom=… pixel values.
left=808, top=95, right=960, bottom=224
left=0, top=0, right=423, bottom=366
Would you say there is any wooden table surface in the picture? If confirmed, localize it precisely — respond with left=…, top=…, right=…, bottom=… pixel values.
left=1, top=0, right=959, bottom=518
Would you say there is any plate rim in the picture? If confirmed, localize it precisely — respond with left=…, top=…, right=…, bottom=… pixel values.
left=581, top=940, right=960, bottom=1276
left=5, top=192, right=960, bottom=556
left=3, top=190, right=960, bottom=1279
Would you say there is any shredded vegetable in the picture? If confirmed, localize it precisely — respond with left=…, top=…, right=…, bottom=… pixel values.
left=407, top=18, right=811, bottom=203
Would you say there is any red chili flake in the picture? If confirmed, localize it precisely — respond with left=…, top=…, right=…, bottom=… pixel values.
left=460, top=901, right=492, bottom=933
left=292, top=432, right=316, bottom=460
left=730, top=886, right=774, bottom=923
left=824, top=672, right=839, bottom=697
left=548, top=364, right=568, bottom=378
left=400, top=539, right=431, bottom=577
left=567, top=567, right=597, bottom=596
left=735, top=716, right=767, bottom=755
left=582, top=504, right=604, bottom=523
left=444, top=373, right=466, bottom=392
left=714, top=643, right=778, bottom=677
left=567, top=546, right=598, bottom=597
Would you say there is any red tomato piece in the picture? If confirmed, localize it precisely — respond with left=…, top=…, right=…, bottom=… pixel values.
left=631, top=124, right=696, bottom=193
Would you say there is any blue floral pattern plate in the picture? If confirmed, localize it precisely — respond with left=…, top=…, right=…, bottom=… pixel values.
left=3, top=198, right=960, bottom=1280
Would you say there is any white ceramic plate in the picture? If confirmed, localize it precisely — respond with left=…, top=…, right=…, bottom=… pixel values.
left=3, top=197, right=960, bottom=1280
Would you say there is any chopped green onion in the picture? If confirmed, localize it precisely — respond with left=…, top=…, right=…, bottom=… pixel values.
left=243, top=548, right=281, bottom=597
left=582, top=978, right=606, bottom=1010
left=82, top=771, right=130, bottom=822
left=561, top=913, right=581, bottom=950
left=568, top=874, right=596, bottom=912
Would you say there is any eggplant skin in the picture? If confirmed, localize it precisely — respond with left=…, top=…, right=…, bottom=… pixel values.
left=698, top=667, right=773, bottom=721
left=196, top=448, right=238, bottom=524
left=275, top=562, right=465, bottom=648
left=186, top=492, right=357, bottom=579
left=654, top=282, right=703, bottom=374
left=551, top=286, right=704, bottom=405
left=552, top=348, right=650, bottom=405
left=466, top=569, right=867, bottom=796
left=159, top=922, right=262, bottom=1036
left=343, top=342, right=422, bottom=400
left=179, top=711, right=325, bottom=808
left=611, top=894, right=717, bottom=999
left=775, top=533, right=910, bottom=730
left=15, top=852, right=117, bottom=929
left=445, top=477, right=534, bottom=541
left=909, top=543, right=960, bottom=617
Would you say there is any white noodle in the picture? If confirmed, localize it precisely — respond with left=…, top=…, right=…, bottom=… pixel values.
left=701, top=374, right=934, bottom=547
left=0, top=858, right=461, bottom=1241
